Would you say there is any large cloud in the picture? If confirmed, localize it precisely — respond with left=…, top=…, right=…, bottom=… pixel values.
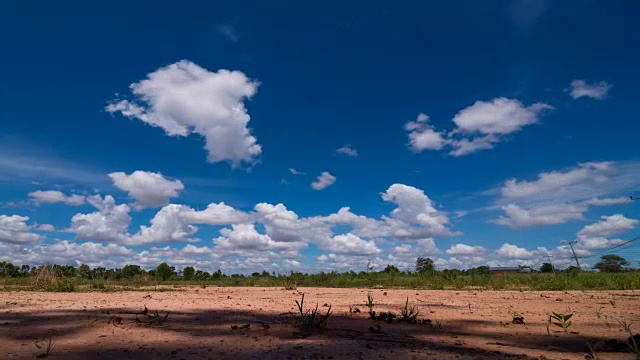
left=106, top=60, right=261, bottom=168
left=492, top=161, right=639, bottom=228
left=109, top=171, right=184, bottom=209
left=69, top=195, right=132, bottom=244
left=0, top=215, right=42, bottom=244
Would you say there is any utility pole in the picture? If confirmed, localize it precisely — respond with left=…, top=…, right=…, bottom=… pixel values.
left=566, top=241, right=582, bottom=270
left=546, top=254, right=556, bottom=274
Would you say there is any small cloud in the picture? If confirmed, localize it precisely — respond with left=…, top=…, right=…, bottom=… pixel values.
left=569, top=80, right=611, bottom=100
left=311, top=171, right=336, bottom=190
left=289, top=168, right=305, bottom=175
left=37, top=224, right=55, bottom=232
left=217, top=24, right=240, bottom=42
left=336, top=145, right=358, bottom=157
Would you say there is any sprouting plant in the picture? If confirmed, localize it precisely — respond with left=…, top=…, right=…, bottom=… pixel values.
left=434, top=319, right=443, bottom=330
left=546, top=315, right=551, bottom=335
left=367, top=292, right=374, bottom=313
left=293, top=294, right=331, bottom=331
left=35, top=337, right=55, bottom=358
left=550, top=312, right=573, bottom=332
left=400, top=297, right=419, bottom=322
left=619, top=318, right=640, bottom=357
left=595, top=308, right=611, bottom=329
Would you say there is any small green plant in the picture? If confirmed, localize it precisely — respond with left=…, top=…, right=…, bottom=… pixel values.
left=400, top=297, right=419, bottom=322
left=367, top=292, right=374, bottom=313
left=550, top=312, right=573, bottom=332
left=434, top=319, right=443, bottom=329
left=546, top=315, right=551, bottom=335
left=200, top=283, right=206, bottom=289
left=619, top=318, right=640, bottom=357
left=91, top=280, right=105, bottom=290
left=35, top=338, right=54, bottom=358
left=293, top=294, right=331, bottom=331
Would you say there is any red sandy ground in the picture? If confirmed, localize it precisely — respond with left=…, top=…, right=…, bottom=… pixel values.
left=1, top=287, right=639, bottom=359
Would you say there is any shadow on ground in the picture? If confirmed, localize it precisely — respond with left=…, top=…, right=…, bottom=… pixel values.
left=2, top=302, right=634, bottom=360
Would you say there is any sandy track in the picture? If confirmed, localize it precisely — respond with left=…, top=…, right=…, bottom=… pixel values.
left=1, top=287, right=639, bottom=359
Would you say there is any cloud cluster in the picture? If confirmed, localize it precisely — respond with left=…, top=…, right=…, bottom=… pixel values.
left=0, top=215, right=42, bottom=244
left=405, top=98, right=553, bottom=156
left=106, top=60, right=261, bottom=168
left=492, top=161, right=637, bottom=228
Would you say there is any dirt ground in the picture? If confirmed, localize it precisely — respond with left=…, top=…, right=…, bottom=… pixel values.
left=1, top=287, right=639, bottom=359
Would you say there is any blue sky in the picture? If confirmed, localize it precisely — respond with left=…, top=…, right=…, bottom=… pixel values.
left=1, top=0, right=639, bottom=273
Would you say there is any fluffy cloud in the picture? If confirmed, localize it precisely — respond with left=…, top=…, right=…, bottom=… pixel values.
left=214, top=223, right=306, bottom=253
left=493, top=203, right=585, bottom=228
left=106, top=60, right=261, bottom=168
left=0, top=240, right=133, bottom=268
left=492, top=161, right=640, bottom=228
left=131, top=204, right=199, bottom=245
left=405, top=99, right=553, bottom=156
left=28, top=190, right=85, bottom=206
left=573, top=214, right=638, bottom=250
left=499, top=162, right=612, bottom=201
left=405, top=113, right=447, bottom=152
left=289, top=168, right=305, bottom=175
left=0, top=215, right=42, bottom=244
left=577, top=214, right=638, bottom=238
left=311, top=171, right=336, bottom=190
left=320, top=233, right=380, bottom=256
left=446, top=243, right=487, bottom=257
left=336, top=145, right=359, bottom=157
left=109, top=171, right=184, bottom=209
left=36, top=224, right=55, bottom=232
left=569, top=80, right=611, bottom=100
left=452, top=98, right=552, bottom=135
left=69, top=195, right=132, bottom=244
left=496, top=243, right=537, bottom=259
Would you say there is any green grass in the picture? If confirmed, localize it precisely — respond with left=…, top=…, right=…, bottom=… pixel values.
left=3, top=271, right=640, bottom=292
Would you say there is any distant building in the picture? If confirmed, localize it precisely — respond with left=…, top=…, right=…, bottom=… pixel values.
left=489, top=266, right=532, bottom=275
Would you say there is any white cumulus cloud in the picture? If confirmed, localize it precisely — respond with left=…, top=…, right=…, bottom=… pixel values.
left=109, top=171, right=184, bottom=209
left=405, top=99, right=553, bottom=157
left=106, top=60, right=262, bottom=168
left=28, top=190, right=85, bottom=206
left=0, top=215, right=42, bottom=244
left=311, top=171, right=336, bottom=190
left=446, top=243, right=487, bottom=257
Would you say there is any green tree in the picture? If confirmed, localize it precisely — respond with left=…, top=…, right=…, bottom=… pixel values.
left=539, top=263, right=554, bottom=273
left=415, top=257, right=435, bottom=273
left=594, top=254, right=629, bottom=273
left=121, top=265, right=143, bottom=279
left=156, top=262, right=174, bottom=281
left=78, top=264, right=91, bottom=279
left=183, top=266, right=195, bottom=280
left=383, top=264, right=400, bottom=273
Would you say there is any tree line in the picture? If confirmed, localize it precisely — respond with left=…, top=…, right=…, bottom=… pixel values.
left=0, top=254, right=633, bottom=280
